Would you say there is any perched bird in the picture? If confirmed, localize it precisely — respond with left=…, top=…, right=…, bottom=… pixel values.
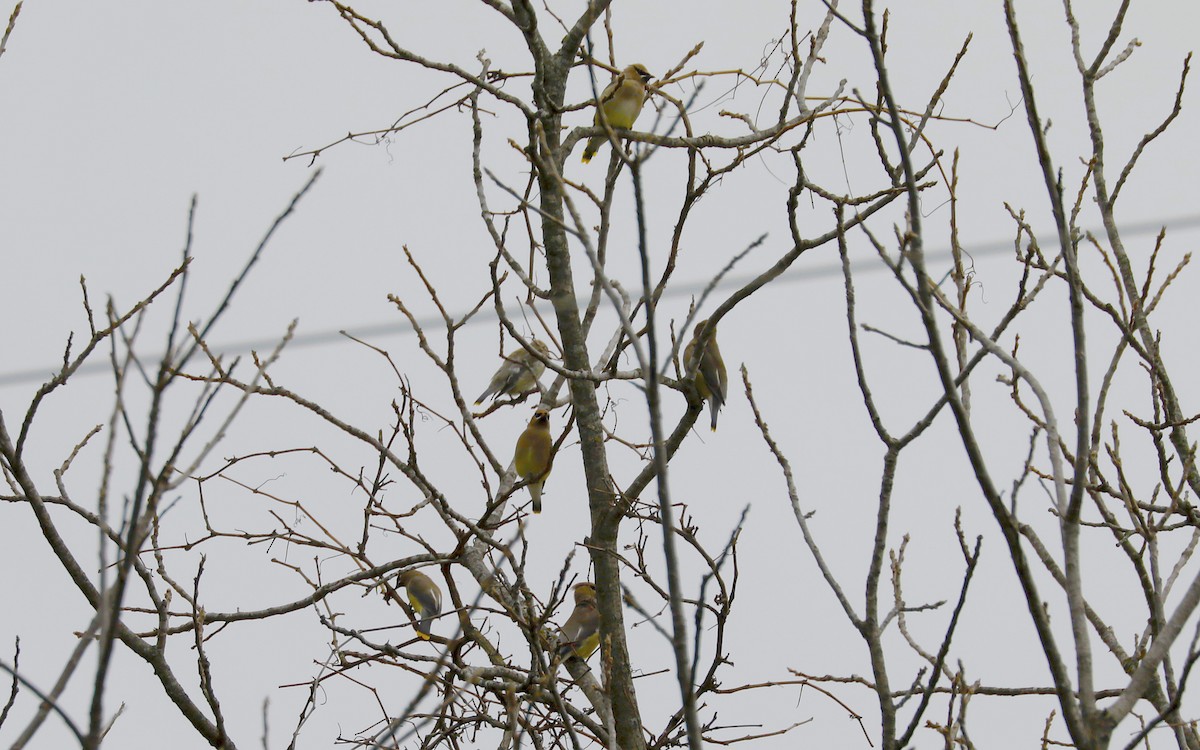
left=476, top=339, right=551, bottom=404
left=581, top=63, right=655, bottom=164
left=556, top=582, right=600, bottom=661
left=684, top=319, right=728, bottom=431
left=513, top=409, right=553, bottom=513
left=397, top=569, right=443, bottom=641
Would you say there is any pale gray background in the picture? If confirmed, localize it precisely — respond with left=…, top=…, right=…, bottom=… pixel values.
left=1, top=1, right=1198, bottom=747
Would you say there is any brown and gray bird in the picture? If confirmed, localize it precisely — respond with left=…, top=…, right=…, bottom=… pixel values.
left=476, top=339, right=551, bottom=404
left=513, top=409, right=553, bottom=513
left=397, top=569, right=443, bottom=641
left=581, top=64, right=655, bottom=164
left=684, top=319, right=728, bottom=431
left=556, top=582, right=600, bottom=661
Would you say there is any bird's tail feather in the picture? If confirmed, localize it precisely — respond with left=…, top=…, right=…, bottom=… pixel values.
left=581, top=136, right=602, bottom=163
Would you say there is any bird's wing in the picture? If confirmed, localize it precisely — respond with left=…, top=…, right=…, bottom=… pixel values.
left=700, top=345, right=726, bottom=407
left=557, top=602, right=600, bottom=656
left=409, top=583, right=441, bottom=617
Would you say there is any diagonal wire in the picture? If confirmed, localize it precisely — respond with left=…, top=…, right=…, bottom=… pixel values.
left=2, top=213, right=1197, bottom=388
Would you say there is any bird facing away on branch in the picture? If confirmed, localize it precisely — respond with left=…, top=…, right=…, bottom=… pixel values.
left=397, top=569, right=443, bottom=641
left=476, top=339, right=551, bottom=404
left=556, top=582, right=600, bottom=661
left=581, top=63, right=655, bottom=164
left=513, top=408, right=553, bottom=513
left=684, top=319, right=728, bottom=431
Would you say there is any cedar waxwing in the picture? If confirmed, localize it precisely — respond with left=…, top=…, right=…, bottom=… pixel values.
left=581, top=64, right=655, bottom=164
left=556, top=582, right=600, bottom=660
left=397, top=569, right=443, bottom=641
left=683, top=319, right=728, bottom=431
left=513, top=409, right=553, bottom=513
left=475, top=339, right=552, bottom=404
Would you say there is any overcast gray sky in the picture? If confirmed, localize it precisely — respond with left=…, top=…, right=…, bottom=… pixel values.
left=2, top=1, right=1199, bottom=747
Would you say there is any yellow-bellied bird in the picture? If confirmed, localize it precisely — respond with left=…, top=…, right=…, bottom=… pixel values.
left=556, top=582, right=600, bottom=660
left=684, top=319, right=728, bottom=431
left=513, top=408, right=553, bottom=513
left=581, top=64, right=655, bottom=164
left=475, top=339, right=551, bottom=405
left=397, top=569, right=443, bottom=641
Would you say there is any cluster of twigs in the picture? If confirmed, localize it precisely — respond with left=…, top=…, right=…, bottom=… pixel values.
left=1, top=1, right=1197, bottom=749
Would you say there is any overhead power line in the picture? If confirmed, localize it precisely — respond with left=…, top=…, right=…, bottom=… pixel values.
left=2, top=213, right=1198, bottom=388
